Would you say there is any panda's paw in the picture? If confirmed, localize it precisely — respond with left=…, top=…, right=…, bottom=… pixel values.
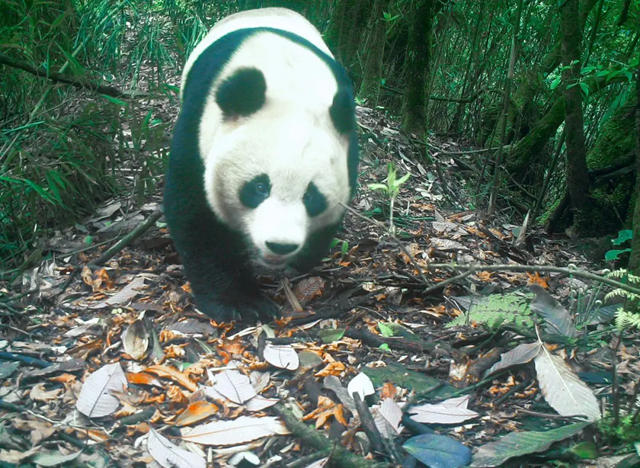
left=194, top=291, right=279, bottom=323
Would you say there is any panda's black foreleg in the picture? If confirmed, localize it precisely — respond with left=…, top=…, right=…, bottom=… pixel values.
left=172, top=211, right=280, bottom=322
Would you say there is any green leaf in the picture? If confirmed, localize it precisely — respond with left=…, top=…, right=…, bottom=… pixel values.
left=568, top=441, right=598, bottom=459
left=363, top=362, right=448, bottom=395
left=550, top=76, right=562, bottom=90
left=378, top=322, right=395, bottom=337
left=318, top=328, right=345, bottom=343
left=471, top=422, right=591, bottom=467
left=611, top=229, right=633, bottom=246
left=368, top=183, right=389, bottom=192
left=404, top=433, right=472, bottom=468
left=379, top=343, right=391, bottom=352
left=100, top=94, right=128, bottom=107
left=605, top=248, right=631, bottom=261
left=579, top=82, right=589, bottom=97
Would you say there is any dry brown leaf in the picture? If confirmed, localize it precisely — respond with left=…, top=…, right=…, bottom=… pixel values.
left=218, top=338, right=246, bottom=356
left=293, top=276, right=325, bottom=304
left=146, top=365, right=198, bottom=392
left=314, top=361, right=346, bottom=377
left=29, top=383, right=63, bottom=402
left=303, top=396, right=346, bottom=429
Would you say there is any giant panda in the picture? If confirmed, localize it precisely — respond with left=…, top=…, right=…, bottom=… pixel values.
left=164, top=8, right=358, bottom=321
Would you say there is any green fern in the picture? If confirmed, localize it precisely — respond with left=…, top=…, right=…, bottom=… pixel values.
left=605, top=270, right=640, bottom=331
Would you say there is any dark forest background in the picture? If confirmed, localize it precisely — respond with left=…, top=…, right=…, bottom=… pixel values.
left=1, top=0, right=639, bottom=273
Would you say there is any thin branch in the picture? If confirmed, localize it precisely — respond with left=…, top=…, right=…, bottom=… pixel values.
left=425, top=263, right=640, bottom=296
left=0, top=52, right=127, bottom=97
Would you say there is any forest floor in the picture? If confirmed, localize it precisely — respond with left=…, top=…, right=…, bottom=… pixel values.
left=1, top=104, right=639, bottom=467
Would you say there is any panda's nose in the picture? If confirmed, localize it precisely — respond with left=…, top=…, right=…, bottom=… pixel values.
left=265, top=241, right=298, bottom=255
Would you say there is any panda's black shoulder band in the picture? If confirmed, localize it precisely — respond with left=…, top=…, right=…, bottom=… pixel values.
left=216, top=67, right=267, bottom=118
left=330, top=88, right=356, bottom=134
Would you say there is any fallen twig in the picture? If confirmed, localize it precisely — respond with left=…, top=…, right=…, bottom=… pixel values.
left=273, top=403, right=390, bottom=468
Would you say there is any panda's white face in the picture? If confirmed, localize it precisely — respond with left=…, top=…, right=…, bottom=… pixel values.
left=204, top=104, right=351, bottom=266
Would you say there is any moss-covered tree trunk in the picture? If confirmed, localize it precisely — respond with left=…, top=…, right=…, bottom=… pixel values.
left=358, top=0, right=388, bottom=106
left=401, top=0, right=440, bottom=137
left=560, top=0, right=590, bottom=233
left=630, top=67, right=640, bottom=275
left=502, top=0, right=598, bottom=170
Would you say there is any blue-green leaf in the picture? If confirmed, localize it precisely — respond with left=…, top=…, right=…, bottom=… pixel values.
left=403, top=433, right=471, bottom=468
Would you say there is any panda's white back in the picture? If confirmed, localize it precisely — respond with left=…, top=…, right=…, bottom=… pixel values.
left=182, top=8, right=332, bottom=89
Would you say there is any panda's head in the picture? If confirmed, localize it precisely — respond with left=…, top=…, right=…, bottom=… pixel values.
left=201, top=64, right=355, bottom=268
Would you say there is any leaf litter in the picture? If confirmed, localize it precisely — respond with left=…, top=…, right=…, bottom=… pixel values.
left=1, top=104, right=638, bottom=467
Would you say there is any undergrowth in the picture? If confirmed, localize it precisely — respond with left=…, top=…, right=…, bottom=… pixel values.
left=0, top=0, right=223, bottom=275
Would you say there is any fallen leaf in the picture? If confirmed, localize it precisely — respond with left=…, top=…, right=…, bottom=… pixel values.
left=471, top=421, right=590, bottom=467
left=29, top=383, right=63, bottom=402
left=347, top=372, right=375, bottom=400
left=181, top=416, right=289, bottom=445
left=147, top=428, right=206, bottom=468
left=212, top=369, right=256, bottom=404
left=485, top=342, right=542, bottom=377
left=76, top=362, right=127, bottom=418
left=175, top=401, right=219, bottom=427
left=122, top=319, right=149, bottom=360
left=409, top=395, right=479, bottom=425
left=534, top=348, right=601, bottom=421
left=263, top=343, right=299, bottom=370
left=146, top=365, right=197, bottom=392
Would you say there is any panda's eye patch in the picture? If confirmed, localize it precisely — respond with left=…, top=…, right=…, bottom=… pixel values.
left=240, top=174, right=271, bottom=208
left=303, top=182, right=327, bottom=217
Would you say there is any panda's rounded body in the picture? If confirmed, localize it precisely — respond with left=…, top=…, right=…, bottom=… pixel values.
left=164, top=8, right=358, bottom=321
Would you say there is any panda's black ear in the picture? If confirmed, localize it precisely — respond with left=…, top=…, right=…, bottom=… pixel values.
left=216, top=68, right=266, bottom=118
left=330, top=88, right=356, bottom=134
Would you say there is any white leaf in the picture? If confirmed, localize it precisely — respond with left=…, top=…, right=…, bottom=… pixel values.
left=121, top=320, right=149, bottom=360
left=213, top=369, right=257, bottom=404
left=409, top=395, right=479, bottom=424
left=347, top=372, right=375, bottom=400
left=485, top=342, right=542, bottom=377
left=245, top=395, right=279, bottom=412
left=534, top=348, right=601, bottom=421
left=89, top=275, right=148, bottom=309
left=147, top=428, right=206, bottom=468
left=181, top=416, right=290, bottom=446
left=373, top=398, right=403, bottom=438
left=263, top=343, right=299, bottom=370
left=76, top=363, right=127, bottom=417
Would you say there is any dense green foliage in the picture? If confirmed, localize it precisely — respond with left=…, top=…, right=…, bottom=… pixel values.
left=1, top=0, right=639, bottom=273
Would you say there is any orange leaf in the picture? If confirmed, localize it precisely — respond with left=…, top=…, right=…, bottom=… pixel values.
left=526, top=272, right=548, bottom=288
left=175, top=401, right=219, bottom=427
left=49, top=373, right=76, bottom=384
left=145, top=365, right=198, bottom=392
left=476, top=271, right=492, bottom=282
left=127, top=372, right=161, bottom=386
left=314, top=361, right=346, bottom=378
left=218, top=337, right=246, bottom=356
left=380, top=382, right=397, bottom=399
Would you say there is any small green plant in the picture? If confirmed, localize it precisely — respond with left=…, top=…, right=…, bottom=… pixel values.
left=605, top=229, right=632, bottom=262
left=368, top=162, right=410, bottom=235
left=605, top=269, right=640, bottom=330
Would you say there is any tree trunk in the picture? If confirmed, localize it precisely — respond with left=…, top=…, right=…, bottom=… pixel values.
left=560, top=0, right=590, bottom=232
left=629, top=67, right=640, bottom=275
left=358, top=0, right=387, bottom=105
left=401, top=0, right=443, bottom=137
left=488, top=0, right=524, bottom=214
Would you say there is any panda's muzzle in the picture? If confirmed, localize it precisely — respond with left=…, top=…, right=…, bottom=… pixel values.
left=265, top=241, right=299, bottom=256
